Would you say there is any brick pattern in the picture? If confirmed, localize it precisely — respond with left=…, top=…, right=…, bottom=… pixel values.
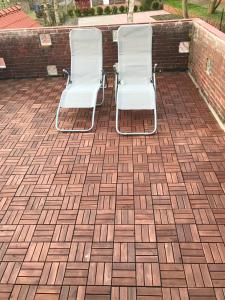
left=0, top=21, right=191, bottom=79
left=0, top=73, right=225, bottom=299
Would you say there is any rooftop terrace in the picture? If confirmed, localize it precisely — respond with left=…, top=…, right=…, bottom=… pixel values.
left=0, top=19, right=225, bottom=300
left=0, top=72, right=225, bottom=299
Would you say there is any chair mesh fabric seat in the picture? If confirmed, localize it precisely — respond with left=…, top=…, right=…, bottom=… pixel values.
left=117, top=25, right=154, bottom=111
left=60, top=83, right=100, bottom=108
left=117, top=83, right=155, bottom=110
left=115, top=24, right=157, bottom=135
left=56, top=27, right=105, bottom=132
left=60, top=28, right=102, bottom=109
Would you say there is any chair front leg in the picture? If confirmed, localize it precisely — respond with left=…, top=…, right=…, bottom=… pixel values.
left=153, top=63, right=157, bottom=90
left=56, top=105, right=96, bottom=132
left=116, top=107, right=157, bottom=136
left=97, top=74, right=106, bottom=107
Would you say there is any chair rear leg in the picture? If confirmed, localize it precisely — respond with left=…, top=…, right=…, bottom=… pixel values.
left=56, top=105, right=96, bottom=132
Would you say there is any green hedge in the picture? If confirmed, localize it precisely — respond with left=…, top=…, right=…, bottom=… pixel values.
left=75, top=2, right=162, bottom=17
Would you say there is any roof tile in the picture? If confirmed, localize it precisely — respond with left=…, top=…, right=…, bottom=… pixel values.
left=0, top=5, right=41, bottom=29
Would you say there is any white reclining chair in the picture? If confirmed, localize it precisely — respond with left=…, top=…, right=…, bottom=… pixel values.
left=56, top=28, right=107, bottom=132
left=115, top=25, right=157, bottom=135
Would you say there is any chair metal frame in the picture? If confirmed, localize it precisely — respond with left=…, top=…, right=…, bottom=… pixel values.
left=56, top=28, right=107, bottom=133
left=56, top=70, right=107, bottom=132
left=115, top=25, right=158, bottom=136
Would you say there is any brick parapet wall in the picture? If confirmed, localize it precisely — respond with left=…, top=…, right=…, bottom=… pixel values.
left=0, top=19, right=224, bottom=127
left=0, top=21, right=191, bottom=79
left=189, top=19, right=225, bottom=126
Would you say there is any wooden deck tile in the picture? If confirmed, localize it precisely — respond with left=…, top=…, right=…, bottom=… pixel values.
left=0, top=73, right=225, bottom=298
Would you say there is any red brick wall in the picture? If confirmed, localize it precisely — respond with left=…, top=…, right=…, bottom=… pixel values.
left=189, top=19, right=225, bottom=126
left=0, top=21, right=191, bottom=79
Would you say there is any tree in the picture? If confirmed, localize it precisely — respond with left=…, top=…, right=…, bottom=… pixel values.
left=53, top=0, right=61, bottom=25
left=42, top=0, right=52, bottom=25
left=182, top=0, right=189, bottom=18
left=208, top=0, right=222, bottom=14
left=64, top=0, right=68, bottom=15
left=127, top=0, right=135, bottom=22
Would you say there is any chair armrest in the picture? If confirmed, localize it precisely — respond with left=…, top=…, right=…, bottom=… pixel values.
left=113, top=63, right=119, bottom=99
left=152, top=63, right=157, bottom=90
left=101, top=70, right=108, bottom=88
left=113, top=63, right=120, bottom=87
left=102, top=69, right=107, bottom=80
left=113, top=63, right=118, bottom=75
left=63, top=68, right=72, bottom=84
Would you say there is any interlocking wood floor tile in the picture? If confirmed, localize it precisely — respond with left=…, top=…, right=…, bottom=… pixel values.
left=91, top=242, right=113, bottom=262
left=113, top=243, right=135, bottom=263
left=184, top=264, right=212, bottom=287
left=112, top=287, right=137, bottom=300
left=160, top=264, right=186, bottom=287
left=136, top=262, right=161, bottom=286
left=180, top=243, right=206, bottom=263
left=158, top=243, right=182, bottom=263
left=136, top=243, right=158, bottom=263
left=162, top=287, right=189, bottom=300
left=188, top=288, right=216, bottom=300
left=112, top=263, right=136, bottom=286
left=0, top=73, right=225, bottom=299
left=137, top=287, right=162, bottom=299
left=63, top=262, right=89, bottom=285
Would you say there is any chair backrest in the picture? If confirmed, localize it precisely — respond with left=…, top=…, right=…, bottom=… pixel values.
left=70, top=28, right=102, bottom=84
left=117, top=25, right=152, bottom=84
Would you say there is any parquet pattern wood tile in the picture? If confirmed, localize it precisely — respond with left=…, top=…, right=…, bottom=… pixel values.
left=0, top=73, right=225, bottom=299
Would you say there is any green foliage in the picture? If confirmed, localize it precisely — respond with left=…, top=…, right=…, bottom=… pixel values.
left=75, top=8, right=81, bottom=17
left=68, top=9, right=74, bottom=17
left=139, top=5, right=144, bottom=11
left=141, top=0, right=153, bottom=11
left=82, top=8, right=89, bottom=16
left=89, top=7, right=95, bottom=15
left=35, top=7, right=44, bottom=18
left=165, top=0, right=225, bottom=25
left=119, top=5, right=125, bottom=13
left=112, top=6, right=118, bottom=14
left=151, top=0, right=161, bottom=10
left=133, top=5, right=138, bottom=12
left=0, top=0, right=14, bottom=10
left=49, top=8, right=56, bottom=24
left=104, top=6, right=111, bottom=14
left=75, top=7, right=95, bottom=17
left=60, top=11, right=66, bottom=24
left=96, top=6, right=103, bottom=15
left=152, top=13, right=182, bottom=20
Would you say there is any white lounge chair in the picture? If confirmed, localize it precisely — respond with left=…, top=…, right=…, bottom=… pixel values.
left=56, top=28, right=107, bottom=132
left=115, top=25, right=157, bottom=135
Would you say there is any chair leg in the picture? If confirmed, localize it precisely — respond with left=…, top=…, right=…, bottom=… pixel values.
left=116, top=108, right=157, bottom=136
left=104, top=75, right=108, bottom=88
left=56, top=105, right=96, bottom=132
left=97, top=75, right=106, bottom=107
